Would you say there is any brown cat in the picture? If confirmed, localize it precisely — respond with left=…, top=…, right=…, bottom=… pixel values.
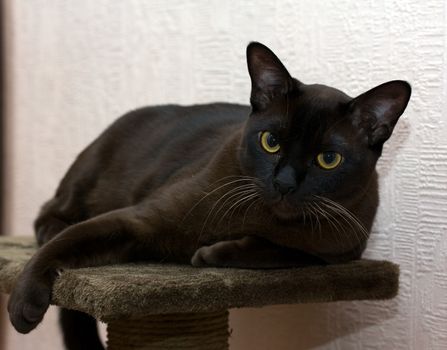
left=8, top=43, right=411, bottom=349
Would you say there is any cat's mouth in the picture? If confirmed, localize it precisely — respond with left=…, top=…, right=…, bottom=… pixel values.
left=270, top=197, right=304, bottom=221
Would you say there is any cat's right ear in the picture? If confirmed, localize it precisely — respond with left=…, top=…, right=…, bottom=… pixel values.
left=246, top=42, right=295, bottom=112
left=350, top=80, right=411, bottom=147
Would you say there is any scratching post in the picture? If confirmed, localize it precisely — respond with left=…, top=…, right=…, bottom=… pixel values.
left=0, top=237, right=399, bottom=349
left=107, top=311, right=229, bottom=350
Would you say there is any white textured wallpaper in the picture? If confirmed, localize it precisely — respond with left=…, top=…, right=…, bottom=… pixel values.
left=3, top=1, right=447, bottom=349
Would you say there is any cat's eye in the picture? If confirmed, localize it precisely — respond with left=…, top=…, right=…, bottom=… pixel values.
left=316, top=151, right=343, bottom=170
left=260, top=131, right=280, bottom=153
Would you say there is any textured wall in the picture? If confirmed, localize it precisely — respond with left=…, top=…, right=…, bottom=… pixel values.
left=3, top=1, right=447, bottom=349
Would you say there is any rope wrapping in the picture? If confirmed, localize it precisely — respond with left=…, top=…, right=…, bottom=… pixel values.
left=107, top=310, right=229, bottom=350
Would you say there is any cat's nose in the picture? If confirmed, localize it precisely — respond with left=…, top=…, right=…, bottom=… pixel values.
left=273, top=165, right=297, bottom=195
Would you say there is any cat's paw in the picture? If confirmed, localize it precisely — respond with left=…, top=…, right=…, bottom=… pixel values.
left=8, top=275, right=51, bottom=333
left=191, top=246, right=213, bottom=267
left=191, top=241, right=240, bottom=267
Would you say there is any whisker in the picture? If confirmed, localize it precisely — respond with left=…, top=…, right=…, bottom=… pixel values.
left=314, top=199, right=359, bottom=244
left=217, top=192, right=259, bottom=229
left=210, top=187, right=258, bottom=228
left=195, top=182, right=259, bottom=245
left=308, top=202, right=323, bottom=240
left=182, top=177, right=257, bottom=222
left=242, top=196, right=262, bottom=229
left=311, top=200, right=348, bottom=249
left=313, top=195, right=369, bottom=247
left=312, top=201, right=339, bottom=233
left=304, top=203, right=315, bottom=235
left=324, top=198, right=369, bottom=240
left=201, top=185, right=256, bottom=232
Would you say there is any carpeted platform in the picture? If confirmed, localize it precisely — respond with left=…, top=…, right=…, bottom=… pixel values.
left=0, top=236, right=399, bottom=322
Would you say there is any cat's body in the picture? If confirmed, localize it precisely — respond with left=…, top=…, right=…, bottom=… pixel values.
left=8, top=43, right=411, bottom=350
left=36, top=103, right=251, bottom=262
left=36, top=102, right=374, bottom=266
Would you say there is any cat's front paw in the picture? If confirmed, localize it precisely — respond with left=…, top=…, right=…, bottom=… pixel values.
left=8, top=274, right=51, bottom=333
left=191, top=241, right=239, bottom=267
left=191, top=246, right=213, bottom=267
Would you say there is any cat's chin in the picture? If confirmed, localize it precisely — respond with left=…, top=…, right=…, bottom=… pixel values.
left=273, top=211, right=301, bottom=222
left=270, top=199, right=303, bottom=222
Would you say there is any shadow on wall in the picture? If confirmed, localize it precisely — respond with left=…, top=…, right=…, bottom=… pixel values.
left=230, top=298, right=399, bottom=349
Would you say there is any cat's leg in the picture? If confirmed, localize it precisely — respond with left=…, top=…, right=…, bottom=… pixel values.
left=8, top=205, right=156, bottom=334
left=191, top=236, right=326, bottom=268
left=59, top=309, right=104, bottom=350
left=34, top=199, right=107, bottom=350
left=34, top=197, right=84, bottom=246
left=34, top=215, right=70, bottom=246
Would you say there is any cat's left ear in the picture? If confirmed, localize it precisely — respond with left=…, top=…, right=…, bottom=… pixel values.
left=246, top=42, right=296, bottom=112
left=350, top=80, right=411, bottom=147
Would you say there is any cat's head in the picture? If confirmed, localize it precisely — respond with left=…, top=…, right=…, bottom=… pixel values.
left=239, top=42, right=411, bottom=221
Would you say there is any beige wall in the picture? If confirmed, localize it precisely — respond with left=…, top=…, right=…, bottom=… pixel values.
left=3, top=1, right=447, bottom=349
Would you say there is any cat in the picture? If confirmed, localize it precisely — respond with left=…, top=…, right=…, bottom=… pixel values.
left=8, top=42, right=411, bottom=350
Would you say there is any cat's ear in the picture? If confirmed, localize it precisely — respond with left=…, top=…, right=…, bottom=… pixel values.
left=246, top=42, right=295, bottom=112
left=350, top=80, right=411, bottom=147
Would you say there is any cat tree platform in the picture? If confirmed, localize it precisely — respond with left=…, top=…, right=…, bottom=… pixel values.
left=0, top=236, right=399, bottom=349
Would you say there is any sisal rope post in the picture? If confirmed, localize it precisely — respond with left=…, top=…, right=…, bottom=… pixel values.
left=106, top=310, right=230, bottom=350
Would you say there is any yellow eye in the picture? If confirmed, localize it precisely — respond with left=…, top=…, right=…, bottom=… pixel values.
left=316, top=151, right=343, bottom=170
left=260, top=131, right=280, bottom=153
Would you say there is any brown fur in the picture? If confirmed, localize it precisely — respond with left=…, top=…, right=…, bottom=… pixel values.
left=8, top=43, right=411, bottom=341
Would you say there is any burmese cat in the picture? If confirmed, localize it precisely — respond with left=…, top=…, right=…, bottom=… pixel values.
left=8, top=42, right=411, bottom=349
